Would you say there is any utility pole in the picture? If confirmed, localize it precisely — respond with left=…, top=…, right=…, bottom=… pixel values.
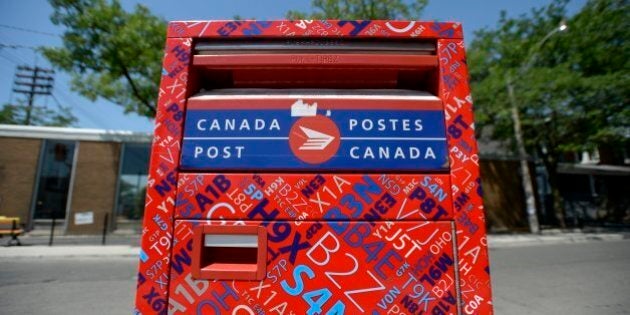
left=506, top=22, right=567, bottom=234
left=506, top=74, right=540, bottom=234
left=12, top=65, right=55, bottom=125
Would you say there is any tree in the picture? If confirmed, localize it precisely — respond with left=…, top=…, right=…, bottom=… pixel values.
left=287, top=0, right=428, bottom=20
left=42, top=0, right=166, bottom=117
left=468, top=0, right=629, bottom=227
left=0, top=102, right=77, bottom=126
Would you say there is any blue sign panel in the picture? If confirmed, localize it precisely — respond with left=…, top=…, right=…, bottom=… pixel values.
left=181, top=97, right=448, bottom=171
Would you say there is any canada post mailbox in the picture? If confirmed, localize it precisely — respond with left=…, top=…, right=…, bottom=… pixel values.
left=135, top=20, right=493, bottom=315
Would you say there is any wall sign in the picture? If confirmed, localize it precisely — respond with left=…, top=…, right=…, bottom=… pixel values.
left=74, top=211, right=94, bottom=225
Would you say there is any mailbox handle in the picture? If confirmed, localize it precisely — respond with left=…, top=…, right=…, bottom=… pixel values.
left=192, top=225, right=267, bottom=281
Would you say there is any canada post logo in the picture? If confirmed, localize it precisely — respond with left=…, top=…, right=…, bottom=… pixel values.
left=288, top=100, right=341, bottom=164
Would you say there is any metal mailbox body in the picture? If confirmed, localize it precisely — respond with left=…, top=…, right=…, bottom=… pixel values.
left=135, top=20, right=493, bottom=315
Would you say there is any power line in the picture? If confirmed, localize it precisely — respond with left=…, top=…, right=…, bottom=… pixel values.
left=0, top=51, right=20, bottom=64
left=0, top=58, right=15, bottom=71
left=0, top=43, right=38, bottom=50
left=0, top=24, right=58, bottom=37
left=52, top=89, right=108, bottom=128
left=0, top=46, right=32, bottom=64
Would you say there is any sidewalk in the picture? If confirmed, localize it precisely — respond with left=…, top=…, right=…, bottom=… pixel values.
left=0, top=245, right=138, bottom=258
left=3, top=231, right=141, bottom=246
left=0, top=231, right=141, bottom=258
left=2, top=230, right=629, bottom=258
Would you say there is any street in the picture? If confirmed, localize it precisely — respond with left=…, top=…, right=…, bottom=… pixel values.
left=0, top=240, right=628, bottom=314
left=490, top=240, right=630, bottom=314
left=0, top=256, right=136, bottom=314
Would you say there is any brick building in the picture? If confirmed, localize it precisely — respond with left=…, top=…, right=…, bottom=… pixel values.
left=0, top=124, right=150, bottom=234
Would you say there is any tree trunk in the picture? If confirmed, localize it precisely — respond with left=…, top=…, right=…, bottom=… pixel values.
left=547, top=168, right=566, bottom=228
left=539, top=149, right=566, bottom=228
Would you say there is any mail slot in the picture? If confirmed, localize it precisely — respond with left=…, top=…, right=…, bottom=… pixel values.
left=135, top=20, right=493, bottom=315
left=192, top=225, right=267, bottom=280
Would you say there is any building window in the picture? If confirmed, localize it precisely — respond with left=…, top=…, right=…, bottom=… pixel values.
left=34, top=140, right=76, bottom=220
left=115, top=142, right=150, bottom=222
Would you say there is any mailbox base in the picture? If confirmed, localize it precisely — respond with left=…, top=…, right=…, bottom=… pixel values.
left=168, top=220, right=460, bottom=314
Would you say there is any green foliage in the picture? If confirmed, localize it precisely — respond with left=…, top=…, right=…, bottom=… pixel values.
left=41, top=0, right=167, bottom=117
left=469, top=0, right=629, bottom=226
left=469, top=0, right=629, bottom=156
left=287, top=0, right=428, bottom=20
left=0, top=103, right=77, bottom=126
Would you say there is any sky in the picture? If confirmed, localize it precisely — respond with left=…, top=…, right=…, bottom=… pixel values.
left=0, top=0, right=587, bottom=132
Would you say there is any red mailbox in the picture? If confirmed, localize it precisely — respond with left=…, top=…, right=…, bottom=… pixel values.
left=135, top=20, right=493, bottom=315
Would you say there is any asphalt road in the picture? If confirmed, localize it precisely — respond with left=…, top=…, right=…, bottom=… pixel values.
left=490, top=240, right=630, bottom=314
left=0, top=240, right=628, bottom=314
left=0, top=256, right=136, bottom=314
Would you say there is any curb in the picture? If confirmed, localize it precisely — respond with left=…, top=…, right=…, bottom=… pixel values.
left=487, top=233, right=630, bottom=249
left=0, top=245, right=139, bottom=259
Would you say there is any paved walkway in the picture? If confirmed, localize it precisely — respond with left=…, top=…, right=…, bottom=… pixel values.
left=0, top=245, right=138, bottom=258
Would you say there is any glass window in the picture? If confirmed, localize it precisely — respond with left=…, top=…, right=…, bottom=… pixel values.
left=115, top=143, right=150, bottom=221
left=34, top=140, right=76, bottom=220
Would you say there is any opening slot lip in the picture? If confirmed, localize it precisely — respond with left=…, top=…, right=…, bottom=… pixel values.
left=186, top=88, right=442, bottom=110
left=192, top=53, right=437, bottom=69
left=194, top=39, right=436, bottom=54
left=188, top=88, right=440, bottom=98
